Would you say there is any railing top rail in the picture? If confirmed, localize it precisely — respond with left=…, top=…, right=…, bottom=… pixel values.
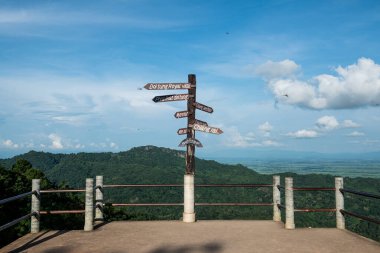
left=293, top=187, right=335, bottom=191
left=104, top=184, right=182, bottom=188
left=40, top=189, right=85, bottom=193
left=103, top=183, right=272, bottom=188
left=0, top=191, right=35, bottom=206
left=294, top=208, right=336, bottom=212
left=340, top=209, right=380, bottom=225
left=40, top=210, right=85, bottom=215
left=340, top=188, right=380, bottom=200
left=106, top=202, right=273, bottom=207
left=196, top=184, right=272, bottom=188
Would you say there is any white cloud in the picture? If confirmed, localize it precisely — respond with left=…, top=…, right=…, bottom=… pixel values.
left=342, top=120, right=360, bottom=128
left=286, top=129, right=318, bottom=138
left=346, top=131, right=365, bottom=137
left=255, top=59, right=300, bottom=80
left=262, top=140, right=282, bottom=147
left=316, top=116, right=339, bottom=131
left=2, top=139, right=19, bottom=149
left=0, top=8, right=189, bottom=29
left=260, top=58, right=380, bottom=109
left=224, top=127, right=255, bottom=147
left=223, top=126, right=281, bottom=147
left=48, top=133, right=64, bottom=149
left=110, top=142, right=118, bottom=149
left=258, top=121, right=273, bottom=132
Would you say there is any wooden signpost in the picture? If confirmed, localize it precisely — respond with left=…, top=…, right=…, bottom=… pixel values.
left=145, top=74, right=222, bottom=223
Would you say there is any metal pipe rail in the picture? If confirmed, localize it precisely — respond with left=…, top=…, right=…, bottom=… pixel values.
left=340, top=209, right=380, bottom=225
left=110, top=203, right=183, bottom=207
left=40, top=189, right=85, bottom=193
left=107, top=202, right=273, bottom=207
left=0, top=191, right=35, bottom=205
left=39, top=188, right=86, bottom=216
left=294, top=208, right=336, bottom=213
left=293, top=187, right=335, bottom=191
left=40, top=210, right=85, bottom=215
left=340, top=188, right=380, bottom=200
left=0, top=212, right=36, bottom=232
left=103, top=184, right=272, bottom=188
left=196, top=203, right=273, bottom=206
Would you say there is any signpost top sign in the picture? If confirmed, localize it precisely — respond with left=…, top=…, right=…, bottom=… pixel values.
left=145, top=83, right=192, bottom=90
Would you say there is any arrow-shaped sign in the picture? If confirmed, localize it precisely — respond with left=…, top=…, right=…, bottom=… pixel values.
left=177, top=128, right=190, bottom=135
left=145, top=83, right=192, bottom=90
left=152, top=94, right=192, bottom=103
left=194, top=119, right=208, bottom=126
left=179, top=138, right=203, bottom=147
left=174, top=111, right=189, bottom=118
left=194, top=102, right=213, bottom=113
left=192, top=123, right=223, bottom=135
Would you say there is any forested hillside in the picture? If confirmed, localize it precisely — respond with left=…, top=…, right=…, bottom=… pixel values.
left=0, top=146, right=379, bottom=244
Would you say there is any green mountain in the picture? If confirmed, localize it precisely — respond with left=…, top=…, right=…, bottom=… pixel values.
left=0, top=145, right=379, bottom=242
left=0, top=146, right=267, bottom=188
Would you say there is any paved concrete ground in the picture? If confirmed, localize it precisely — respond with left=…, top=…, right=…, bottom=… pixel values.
left=2, top=221, right=380, bottom=253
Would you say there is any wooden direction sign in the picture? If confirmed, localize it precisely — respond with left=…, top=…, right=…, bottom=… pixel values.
left=194, top=119, right=208, bottom=126
left=174, top=111, right=189, bottom=118
left=177, top=128, right=190, bottom=135
left=152, top=94, right=192, bottom=103
left=145, top=83, right=192, bottom=90
left=192, top=123, right=223, bottom=135
left=179, top=137, right=203, bottom=147
left=194, top=102, right=213, bottom=113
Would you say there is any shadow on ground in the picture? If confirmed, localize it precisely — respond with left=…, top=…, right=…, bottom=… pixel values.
left=9, top=230, right=69, bottom=253
left=146, top=242, right=223, bottom=253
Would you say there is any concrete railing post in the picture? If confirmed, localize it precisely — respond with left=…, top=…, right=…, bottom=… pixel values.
left=31, top=179, right=41, bottom=233
left=183, top=174, right=195, bottom=222
left=285, top=177, right=295, bottom=229
left=335, top=177, right=345, bottom=229
left=273, top=175, right=281, bottom=222
left=95, top=175, right=104, bottom=223
left=84, top=178, right=94, bottom=231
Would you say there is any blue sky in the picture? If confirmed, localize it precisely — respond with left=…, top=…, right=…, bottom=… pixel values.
left=1, top=0, right=380, bottom=158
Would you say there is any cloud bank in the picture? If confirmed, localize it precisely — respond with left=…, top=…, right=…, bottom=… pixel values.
left=258, top=58, right=380, bottom=110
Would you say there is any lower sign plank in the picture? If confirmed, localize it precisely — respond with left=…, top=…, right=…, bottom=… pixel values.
left=174, top=111, right=189, bottom=118
left=194, top=102, right=213, bottom=113
left=192, top=123, right=223, bottom=135
left=178, top=138, right=203, bottom=147
left=177, top=128, right=190, bottom=135
left=153, top=94, right=192, bottom=103
left=194, top=119, right=208, bottom=126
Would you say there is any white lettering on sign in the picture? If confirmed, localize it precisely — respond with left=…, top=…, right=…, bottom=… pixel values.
left=194, top=102, right=213, bottom=113
left=145, top=83, right=191, bottom=90
left=177, top=128, right=189, bottom=135
left=153, top=94, right=191, bottom=103
left=178, top=138, right=203, bottom=147
left=192, top=124, right=223, bottom=134
left=175, top=111, right=189, bottom=118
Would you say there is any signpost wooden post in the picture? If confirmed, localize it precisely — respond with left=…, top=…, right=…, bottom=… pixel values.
left=145, top=74, right=222, bottom=223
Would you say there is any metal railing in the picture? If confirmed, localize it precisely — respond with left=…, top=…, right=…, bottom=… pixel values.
left=0, top=190, right=37, bottom=232
left=39, top=188, right=86, bottom=216
left=103, top=183, right=273, bottom=207
left=2, top=175, right=379, bottom=235
left=339, top=186, right=380, bottom=226
left=278, top=177, right=380, bottom=230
